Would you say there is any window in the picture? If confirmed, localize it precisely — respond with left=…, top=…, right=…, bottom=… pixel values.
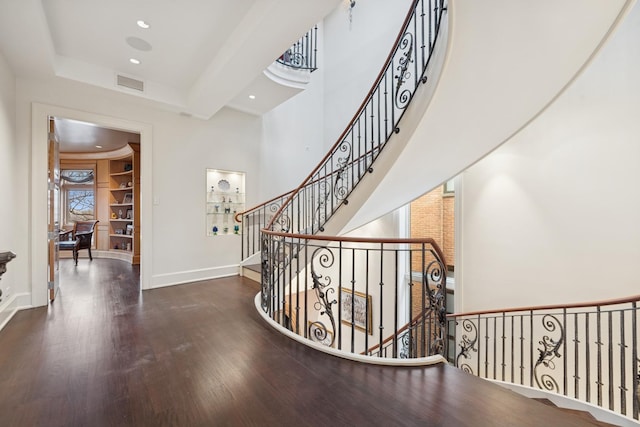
left=61, top=169, right=95, bottom=224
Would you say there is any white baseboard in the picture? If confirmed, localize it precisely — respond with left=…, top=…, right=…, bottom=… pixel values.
left=492, top=380, right=640, bottom=426
left=150, top=264, right=240, bottom=289
left=0, top=292, right=32, bottom=332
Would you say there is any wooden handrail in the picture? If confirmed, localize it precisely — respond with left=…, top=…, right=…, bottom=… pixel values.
left=447, top=294, right=640, bottom=319
left=364, top=305, right=438, bottom=356
left=265, top=0, right=426, bottom=231
left=234, top=189, right=295, bottom=223
left=261, top=228, right=447, bottom=267
left=235, top=146, right=398, bottom=223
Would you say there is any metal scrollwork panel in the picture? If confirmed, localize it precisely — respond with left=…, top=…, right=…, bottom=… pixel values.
left=534, top=314, right=564, bottom=393
left=309, top=247, right=337, bottom=347
left=456, top=319, right=479, bottom=374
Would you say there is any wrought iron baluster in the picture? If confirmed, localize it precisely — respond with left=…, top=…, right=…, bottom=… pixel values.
left=609, top=310, right=614, bottom=410
left=597, top=306, right=603, bottom=406
left=632, top=302, right=638, bottom=420
left=573, top=312, right=580, bottom=400
left=563, top=308, right=567, bottom=396
left=620, top=309, right=627, bottom=415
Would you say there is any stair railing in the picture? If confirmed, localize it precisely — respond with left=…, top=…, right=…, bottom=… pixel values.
left=266, top=0, right=448, bottom=237
left=276, top=26, right=319, bottom=72
left=447, top=295, right=640, bottom=422
left=236, top=0, right=447, bottom=262
left=261, top=230, right=447, bottom=361
left=253, top=0, right=448, bottom=363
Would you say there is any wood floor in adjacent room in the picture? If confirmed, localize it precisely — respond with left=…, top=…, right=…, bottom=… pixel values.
left=0, top=259, right=609, bottom=426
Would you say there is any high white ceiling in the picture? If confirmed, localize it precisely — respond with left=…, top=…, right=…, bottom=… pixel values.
left=0, top=0, right=341, bottom=119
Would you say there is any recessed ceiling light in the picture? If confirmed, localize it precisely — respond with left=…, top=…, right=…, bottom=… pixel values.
left=95, top=145, right=103, bottom=149
left=130, top=58, right=141, bottom=65
left=137, top=20, right=150, bottom=29
left=249, top=95, right=256, bottom=100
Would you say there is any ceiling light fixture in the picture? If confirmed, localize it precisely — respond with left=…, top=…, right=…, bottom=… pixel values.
left=249, top=95, right=256, bottom=100
left=95, top=145, right=103, bottom=149
left=137, top=20, right=150, bottom=29
left=130, top=58, right=141, bottom=65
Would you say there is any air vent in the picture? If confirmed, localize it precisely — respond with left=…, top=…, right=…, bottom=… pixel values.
left=117, top=75, right=144, bottom=92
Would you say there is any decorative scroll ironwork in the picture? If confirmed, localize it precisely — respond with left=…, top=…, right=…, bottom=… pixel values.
left=398, top=329, right=413, bottom=359
left=332, top=140, right=353, bottom=203
left=260, top=235, right=272, bottom=312
left=456, top=319, right=479, bottom=374
left=395, top=32, right=415, bottom=109
left=424, top=257, right=447, bottom=355
left=533, top=314, right=564, bottom=393
left=309, top=247, right=337, bottom=347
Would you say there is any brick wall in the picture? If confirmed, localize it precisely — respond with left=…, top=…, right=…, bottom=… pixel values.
left=410, top=185, right=455, bottom=270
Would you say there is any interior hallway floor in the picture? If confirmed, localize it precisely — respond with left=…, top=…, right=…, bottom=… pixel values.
left=0, top=259, right=611, bottom=426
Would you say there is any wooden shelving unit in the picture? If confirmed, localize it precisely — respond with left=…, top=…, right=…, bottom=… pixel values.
left=108, top=144, right=140, bottom=264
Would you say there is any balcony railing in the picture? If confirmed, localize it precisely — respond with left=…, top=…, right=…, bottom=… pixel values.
left=276, top=26, right=318, bottom=72
left=447, top=295, right=640, bottom=423
left=260, top=231, right=447, bottom=361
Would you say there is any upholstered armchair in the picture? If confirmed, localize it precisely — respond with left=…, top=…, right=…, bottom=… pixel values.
left=59, top=220, right=98, bottom=265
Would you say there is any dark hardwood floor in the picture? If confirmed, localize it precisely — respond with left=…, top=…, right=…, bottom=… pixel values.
left=0, top=259, right=609, bottom=426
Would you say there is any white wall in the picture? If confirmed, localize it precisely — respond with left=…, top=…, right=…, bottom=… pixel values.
left=15, top=75, right=262, bottom=304
left=459, top=2, right=640, bottom=311
left=0, top=50, right=19, bottom=308
left=260, top=23, right=327, bottom=199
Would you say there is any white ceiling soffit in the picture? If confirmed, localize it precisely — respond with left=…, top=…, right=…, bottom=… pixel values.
left=0, top=0, right=341, bottom=119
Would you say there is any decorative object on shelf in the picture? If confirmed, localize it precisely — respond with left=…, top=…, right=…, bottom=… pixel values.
left=206, top=168, right=245, bottom=237
left=234, top=225, right=239, bottom=234
left=212, top=226, right=218, bottom=235
left=127, top=181, right=132, bottom=187
left=111, top=212, right=117, bottom=219
left=124, top=163, right=132, bottom=171
left=217, top=179, right=230, bottom=191
left=118, top=209, right=123, bottom=219
left=126, top=224, right=133, bottom=235
left=119, top=182, right=127, bottom=189
left=126, top=209, right=132, bottom=220
left=123, top=193, right=133, bottom=204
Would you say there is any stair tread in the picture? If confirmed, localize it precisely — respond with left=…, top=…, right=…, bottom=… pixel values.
left=243, top=263, right=261, bottom=273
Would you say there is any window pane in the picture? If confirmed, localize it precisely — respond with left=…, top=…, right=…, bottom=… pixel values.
left=67, top=189, right=95, bottom=221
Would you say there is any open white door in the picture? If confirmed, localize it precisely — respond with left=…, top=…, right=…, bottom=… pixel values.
left=47, top=118, right=61, bottom=302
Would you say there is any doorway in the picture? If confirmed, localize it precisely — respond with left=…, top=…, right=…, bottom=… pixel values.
left=32, top=103, right=153, bottom=307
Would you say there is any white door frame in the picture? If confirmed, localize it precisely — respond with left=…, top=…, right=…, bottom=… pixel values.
left=31, top=103, right=153, bottom=307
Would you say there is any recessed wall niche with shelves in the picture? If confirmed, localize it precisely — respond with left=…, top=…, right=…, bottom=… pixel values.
left=206, top=169, right=245, bottom=236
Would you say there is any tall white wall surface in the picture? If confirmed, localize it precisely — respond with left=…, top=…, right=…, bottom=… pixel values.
left=0, top=51, right=19, bottom=308
left=459, top=2, right=640, bottom=311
